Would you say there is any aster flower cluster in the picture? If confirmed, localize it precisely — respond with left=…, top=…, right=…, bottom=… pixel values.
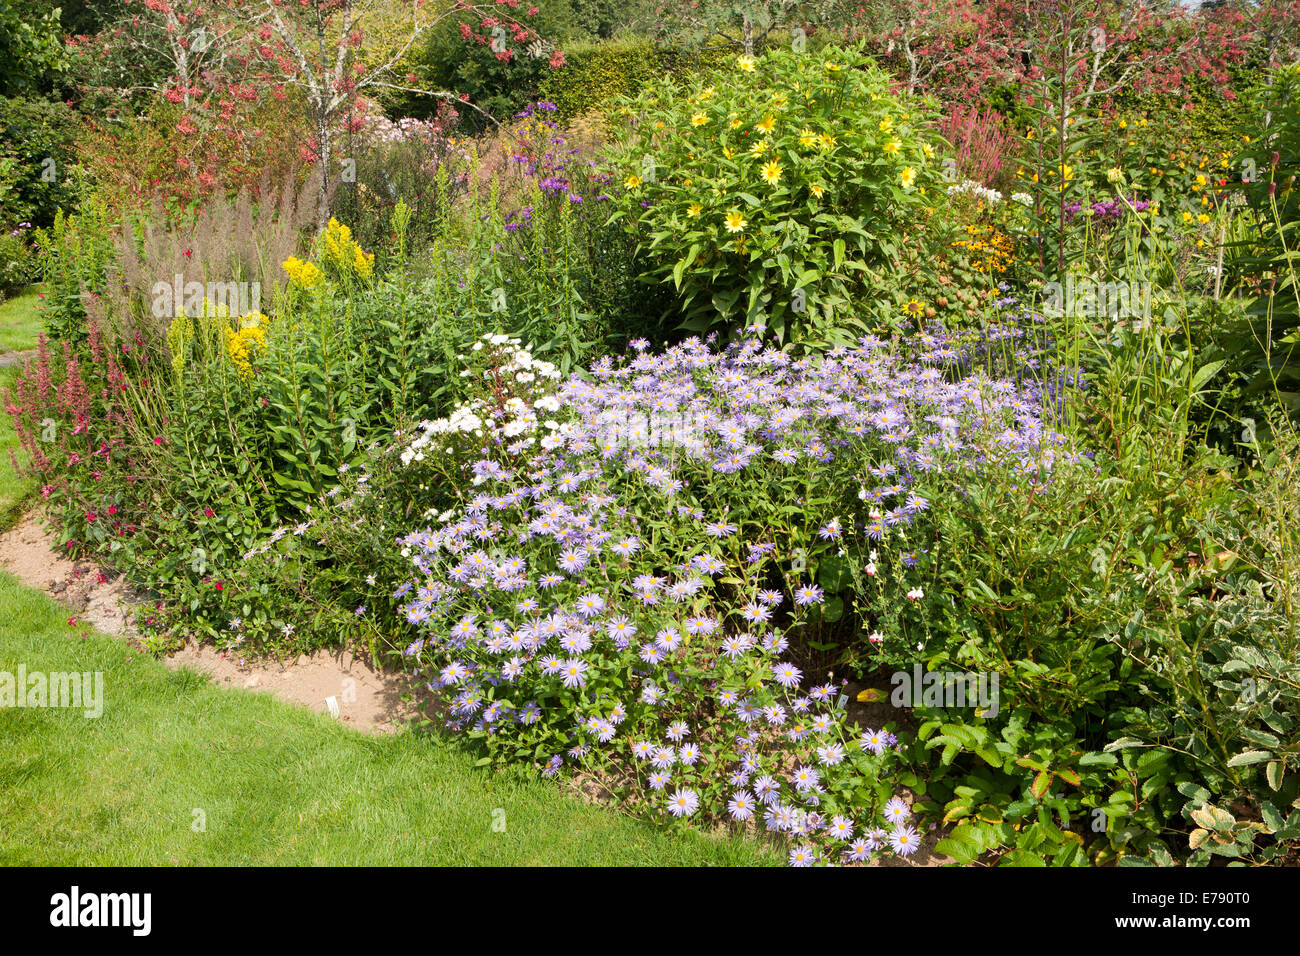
left=393, top=333, right=1074, bottom=865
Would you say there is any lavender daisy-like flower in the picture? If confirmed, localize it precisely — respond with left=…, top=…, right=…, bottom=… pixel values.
left=558, top=548, right=590, bottom=573
left=844, top=838, right=872, bottom=862
left=818, top=517, right=842, bottom=540
left=771, top=662, right=803, bottom=688
left=889, top=824, right=921, bottom=857
left=860, top=727, right=889, bottom=755
left=727, top=790, right=756, bottom=821
left=575, top=593, right=606, bottom=617
left=884, top=796, right=912, bottom=824
left=667, top=788, right=700, bottom=817
left=683, top=615, right=717, bottom=635
left=560, top=658, right=588, bottom=688
left=788, top=845, right=815, bottom=867
left=794, top=584, right=825, bottom=606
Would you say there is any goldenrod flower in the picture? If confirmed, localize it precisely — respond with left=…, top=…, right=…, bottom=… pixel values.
left=283, top=256, right=323, bottom=290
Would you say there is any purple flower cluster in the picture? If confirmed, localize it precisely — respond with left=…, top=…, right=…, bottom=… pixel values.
left=393, top=334, right=1074, bottom=864
left=1064, top=196, right=1151, bottom=223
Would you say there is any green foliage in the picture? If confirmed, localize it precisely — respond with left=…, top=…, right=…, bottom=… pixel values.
left=0, top=2, right=66, bottom=97
left=0, top=228, right=37, bottom=298
left=32, top=195, right=114, bottom=344
left=0, top=95, right=82, bottom=228
left=605, top=43, right=945, bottom=345
left=536, top=37, right=732, bottom=118
left=1222, top=63, right=1300, bottom=411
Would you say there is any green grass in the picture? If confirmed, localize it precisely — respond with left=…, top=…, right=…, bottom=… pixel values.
left=0, top=287, right=43, bottom=354
left=0, top=573, right=776, bottom=865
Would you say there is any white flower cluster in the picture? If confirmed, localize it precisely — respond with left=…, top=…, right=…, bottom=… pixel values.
left=947, top=178, right=1004, bottom=204
left=1011, top=192, right=1034, bottom=207
left=401, top=335, right=566, bottom=467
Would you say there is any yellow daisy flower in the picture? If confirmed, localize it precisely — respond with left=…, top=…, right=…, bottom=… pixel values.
left=724, top=210, right=747, bottom=233
left=761, top=159, right=783, bottom=186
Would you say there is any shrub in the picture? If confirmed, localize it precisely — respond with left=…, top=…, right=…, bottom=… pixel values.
left=0, top=225, right=37, bottom=298
left=0, top=95, right=80, bottom=228
left=604, top=43, right=946, bottom=345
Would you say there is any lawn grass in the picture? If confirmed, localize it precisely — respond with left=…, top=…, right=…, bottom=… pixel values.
left=0, top=573, right=777, bottom=866
left=0, top=287, right=44, bottom=354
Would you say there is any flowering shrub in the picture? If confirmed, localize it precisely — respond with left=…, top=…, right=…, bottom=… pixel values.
left=605, top=44, right=945, bottom=345
left=390, top=330, right=1072, bottom=863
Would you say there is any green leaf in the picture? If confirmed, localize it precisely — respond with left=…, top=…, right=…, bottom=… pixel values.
left=1226, top=749, right=1272, bottom=767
